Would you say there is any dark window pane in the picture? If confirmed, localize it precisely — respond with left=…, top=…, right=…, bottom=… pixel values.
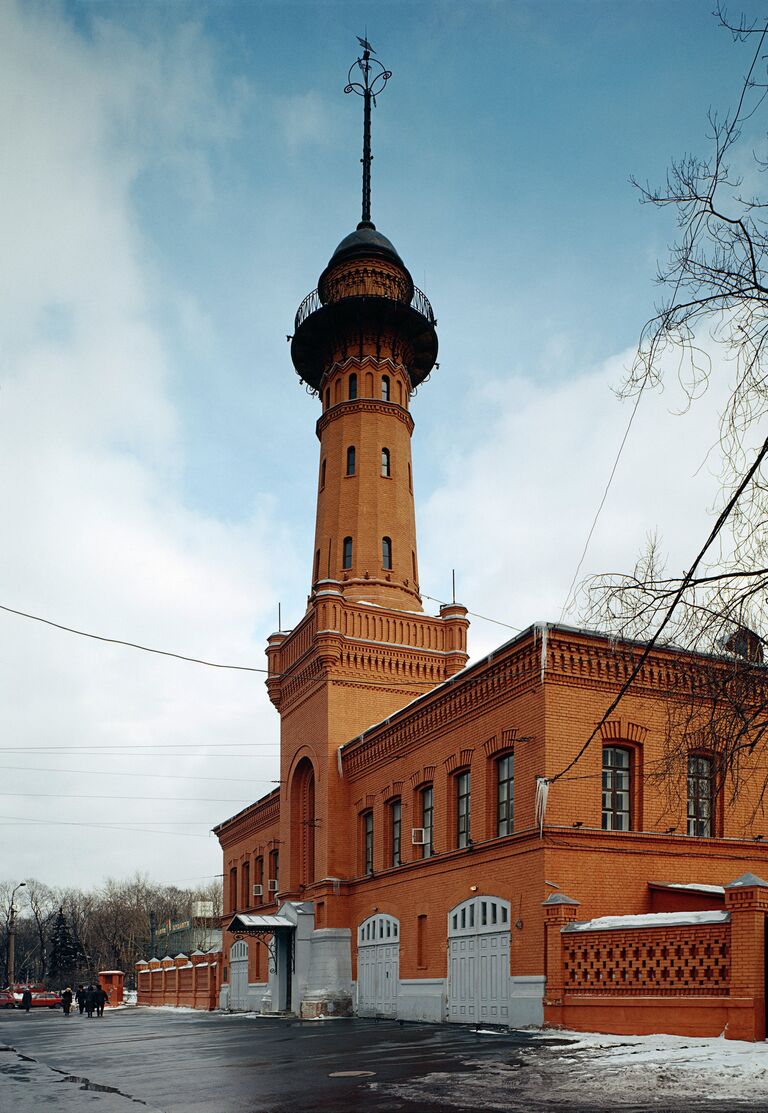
left=602, top=747, right=632, bottom=831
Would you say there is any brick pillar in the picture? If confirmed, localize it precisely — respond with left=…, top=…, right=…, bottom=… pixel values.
left=542, top=893, right=580, bottom=1027
left=724, top=873, right=768, bottom=1041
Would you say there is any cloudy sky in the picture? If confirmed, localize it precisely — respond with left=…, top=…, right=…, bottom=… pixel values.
left=0, top=0, right=760, bottom=888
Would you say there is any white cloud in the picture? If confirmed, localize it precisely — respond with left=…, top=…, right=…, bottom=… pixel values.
left=0, top=2, right=285, bottom=886
left=419, top=342, right=733, bottom=661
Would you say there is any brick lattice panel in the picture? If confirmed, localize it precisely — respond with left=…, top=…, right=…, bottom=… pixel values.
left=563, top=923, right=731, bottom=996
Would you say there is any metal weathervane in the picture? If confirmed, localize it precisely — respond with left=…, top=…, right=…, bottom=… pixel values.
left=345, top=36, right=392, bottom=228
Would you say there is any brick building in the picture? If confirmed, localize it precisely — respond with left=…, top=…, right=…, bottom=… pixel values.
left=213, top=53, right=768, bottom=1038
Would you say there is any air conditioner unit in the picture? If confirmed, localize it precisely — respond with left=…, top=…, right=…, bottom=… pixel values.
left=411, top=828, right=427, bottom=845
left=267, top=879, right=279, bottom=893
left=252, top=884, right=263, bottom=898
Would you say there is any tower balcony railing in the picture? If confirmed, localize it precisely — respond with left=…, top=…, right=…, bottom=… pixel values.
left=295, top=283, right=435, bottom=332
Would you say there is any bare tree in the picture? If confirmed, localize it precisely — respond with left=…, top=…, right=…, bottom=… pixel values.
left=580, top=7, right=768, bottom=806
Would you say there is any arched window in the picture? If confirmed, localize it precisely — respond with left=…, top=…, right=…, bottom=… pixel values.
left=324, top=388, right=330, bottom=410
left=389, top=798, right=402, bottom=867
left=348, top=373, right=358, bottom=400
left=456, top=770, right=471, bottom=848
left=497, top=753, right=514, bottom=836
left=381, top=375, right=390, bottom=402
left=343, top=536, right=353, bottom=569
left=381, top=447, right=391, bottom=477
left=291, top=758, right=316, bottom=887
left=362, top=810, right=374, bottom=875
left=314, top=549, right=320, bottom=582
left=688, top=754, right=714, bottom=836
left=382, top=536, right=392, bottom=569
left=346, top=446, right=356, bottom=476
left=602, top=746, right=632, bottom=831
left=319, top=458, right=326, bottom=490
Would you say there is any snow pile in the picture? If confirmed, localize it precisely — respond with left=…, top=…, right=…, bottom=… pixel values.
left=564, top=909, right=729, bottom=932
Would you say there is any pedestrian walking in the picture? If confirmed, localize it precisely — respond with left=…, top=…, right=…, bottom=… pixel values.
left=61, top=987, right=73, bottom=1016
left=21, top=988, right=32, bottom=1013
left=75, top=984, right=86, bottom=1014
left=84, top=984, right=96, bottom=1018
left=95, top=984, right=108, bottom=1017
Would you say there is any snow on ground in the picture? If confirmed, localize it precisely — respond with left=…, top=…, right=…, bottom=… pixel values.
left=382, top=1030, right=768, bottom=1110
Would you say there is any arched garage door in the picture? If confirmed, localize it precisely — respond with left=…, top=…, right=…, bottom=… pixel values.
left=448, top=896, right=511, bottom=1024
left=229, top=940, right=249, bottom=1010
left=357, top=914, right=399, bottom=1018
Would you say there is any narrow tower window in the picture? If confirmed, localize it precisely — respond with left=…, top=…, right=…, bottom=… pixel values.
left=412, top=551, right=417, bottom=582
left=324, top=388, right=330, bottom=409
left=497, top=753, right=514, bottom=836
left=314, top=549, right=320, bottom=582
left=319, top=458, right=326, bottom=490
left=688, top=754, right=714, bottom=836
left=389, top=798, right=402, bottom=867
left=343, top=536, right=353, bottom=569
left=382, top=537, right=392, bottom=569
left=362, top=810, right=374, bottom=875
left=346, top=446, right=356, bottom=476
left=408, top=463, right=412, bottom=492
left=420, top=785, right=434, bottom=858
left=381, top=375, right=390, bottom=402
left=348, top=373, right=358, bottom=400
left=381, top=447, right=391, bottom=477
left=456, top=770, right=471, bottom=848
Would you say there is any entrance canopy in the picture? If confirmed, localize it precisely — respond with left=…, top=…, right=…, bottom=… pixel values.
left=226, top=914, right=294, bottom=936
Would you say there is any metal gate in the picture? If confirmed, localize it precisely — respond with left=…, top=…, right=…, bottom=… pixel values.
left=357, top=914, right=399, bottom=1017
left=447, top=896, right=511, bottom=1024
left=229, top=940, right=249, bottom=1010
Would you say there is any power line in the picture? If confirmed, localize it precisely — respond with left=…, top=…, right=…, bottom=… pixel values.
left=0, top=765, right=278, bottom=783
left=558, top=388, right=646, bottom=624
left=0, top=744, right=280, bottom=752
left=550, top=434, right=768, bottom=784
left=0, top=814, right=213, bottom=838
left=0, top=603, right=269, bottom=673
left=0, top=791, right=253, bottom=803
left=421, top=592, right=521, bottom=632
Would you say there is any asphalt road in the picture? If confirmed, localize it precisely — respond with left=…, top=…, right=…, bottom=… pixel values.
left=0, top=1007, right=762, bottom=1113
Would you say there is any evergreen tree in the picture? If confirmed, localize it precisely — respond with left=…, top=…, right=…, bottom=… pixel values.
left=48, top=907, right=81, bottom=981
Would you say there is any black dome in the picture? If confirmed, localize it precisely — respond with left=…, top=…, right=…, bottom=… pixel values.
left=328, top=222, right=405, bottom=268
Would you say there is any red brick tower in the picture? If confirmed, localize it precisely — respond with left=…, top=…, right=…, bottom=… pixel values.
left=266, top=47, right=469, bottom=903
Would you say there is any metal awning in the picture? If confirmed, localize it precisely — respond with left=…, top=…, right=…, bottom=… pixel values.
left=226, top=914, right=294, bottom=936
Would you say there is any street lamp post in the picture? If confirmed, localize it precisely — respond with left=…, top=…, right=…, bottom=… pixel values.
left=7, top=882, right=26, bottom=986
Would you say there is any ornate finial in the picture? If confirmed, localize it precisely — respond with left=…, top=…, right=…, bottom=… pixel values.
left=345, top=38, right=392, bottom=230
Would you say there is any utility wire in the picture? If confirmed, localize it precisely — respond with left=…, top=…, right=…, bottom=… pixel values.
left=421, top=592, right=521, bottom=632
left=0, top=764, right=277, bottom=784
left=558, top=388, right=645, bottom=624
left=0, top=814, right=213, bottom=838
left=549, top=435, right=768, bottom=784
left=0, top=603, right=268, bottom=673
left=0, top=791, right=254, bottom=803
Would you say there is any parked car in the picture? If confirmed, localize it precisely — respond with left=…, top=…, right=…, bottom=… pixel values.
left=10, top=984, right=62, bottom=1009
left=0, top=988, right=15, bottom=1008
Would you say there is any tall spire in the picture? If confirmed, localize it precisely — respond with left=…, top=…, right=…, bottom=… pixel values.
left=345, top=38, right=392, bottom=230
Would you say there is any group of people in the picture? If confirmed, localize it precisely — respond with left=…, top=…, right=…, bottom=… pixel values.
left=61, top=984, right=108, bottom=1017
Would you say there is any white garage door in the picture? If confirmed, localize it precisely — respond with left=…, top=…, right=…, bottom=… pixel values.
left=229, top=940, right=249, bottom=1010
left=357, top=914, right=399, bottom=1018
left=448, top=896, right=511, bottom=1024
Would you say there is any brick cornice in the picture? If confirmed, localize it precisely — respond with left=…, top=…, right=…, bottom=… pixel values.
left=316, top=396, right=414, bottom=440
left=341, top=637, right=541, bottom=780
left=214, top=790, right=281, bottom=847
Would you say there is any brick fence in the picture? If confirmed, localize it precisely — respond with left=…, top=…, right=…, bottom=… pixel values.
left=543, top=874, right=768, bottom=1041
left=136, top=950, right=222, bottom=1011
